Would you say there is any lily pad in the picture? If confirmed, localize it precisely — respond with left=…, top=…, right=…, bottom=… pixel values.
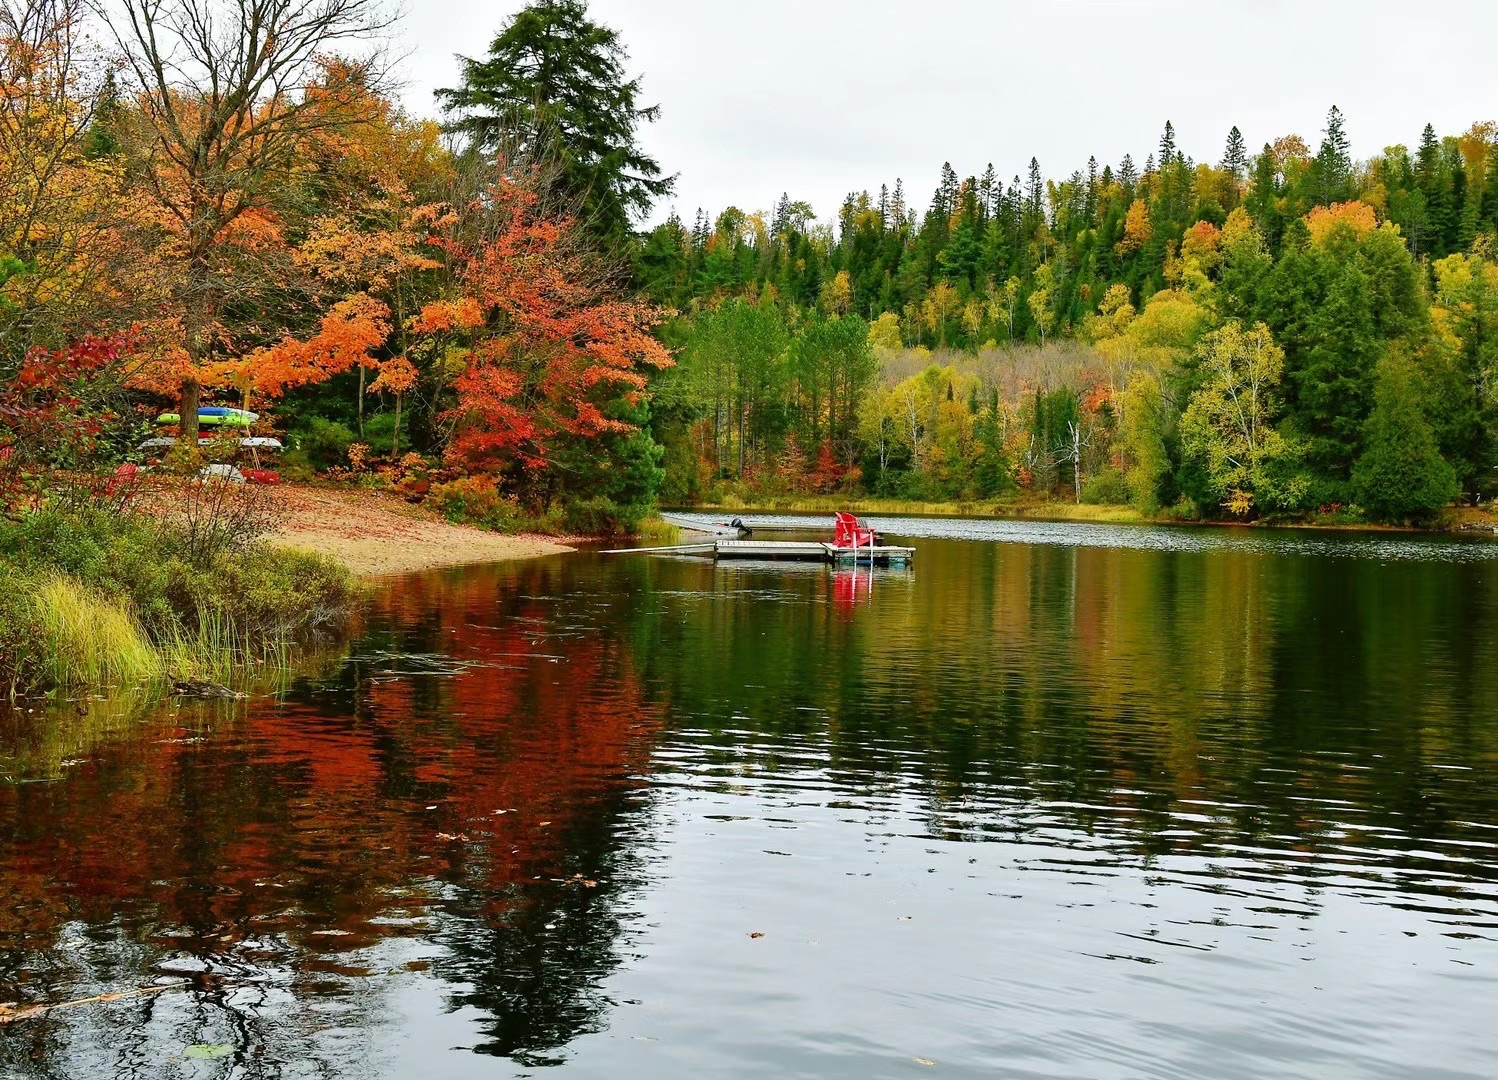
left=184, top=1044, right=233, bottom=1060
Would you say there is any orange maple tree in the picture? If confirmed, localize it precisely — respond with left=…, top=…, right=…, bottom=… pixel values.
left=200, top=293, right=391, bottom=411
left=368, top=355, right=418, bottom=456
left=412, top=173, right=672, bottom=471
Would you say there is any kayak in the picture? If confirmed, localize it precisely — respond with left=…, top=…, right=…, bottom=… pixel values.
left=156, top=408, right=258, bottom=427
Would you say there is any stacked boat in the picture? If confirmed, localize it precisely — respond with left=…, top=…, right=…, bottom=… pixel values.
left=155, top=406, right=259, bottom=428
left=142, top=407, right=282, bottom=484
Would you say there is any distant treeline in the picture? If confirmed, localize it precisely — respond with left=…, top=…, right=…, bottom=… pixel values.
left=641, top=111, right=1498, bottom=521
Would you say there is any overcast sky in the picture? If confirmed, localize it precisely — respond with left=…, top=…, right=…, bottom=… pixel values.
left=398, top=0, right=1497, bottom=226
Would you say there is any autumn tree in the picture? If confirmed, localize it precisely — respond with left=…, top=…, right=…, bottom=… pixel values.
left=97, top=0, right=395, bottom=439
left=413, top=170, right=670, bottom=497
left=0, top=0, right=132, bottom=355
left=368, top=355, right=417, bottom=457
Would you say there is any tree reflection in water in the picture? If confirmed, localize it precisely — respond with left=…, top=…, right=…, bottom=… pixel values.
left=1, top=535, right=1496, bottom=1078
left=0, top=560, right=664, bottom=1072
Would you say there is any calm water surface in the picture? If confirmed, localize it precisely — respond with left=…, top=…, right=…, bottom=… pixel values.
left=2, top=517, right=1497, bottom=1078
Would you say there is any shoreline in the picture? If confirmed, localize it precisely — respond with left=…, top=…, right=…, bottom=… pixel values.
left=682, top=497, right=1498, bottom=535
left=266, top=486, right=575, bottom=578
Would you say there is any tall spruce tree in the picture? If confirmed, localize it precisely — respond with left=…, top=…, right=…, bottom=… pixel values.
left=1314, top=105, right=1352, bottom=205
left=1221, top=125, right=1247, bottom=180
left=1416, top=123, right=1453, bottom=255
left=438, top=0, right=673, bottom=243
left=1353, top=357, right=1458, bottom=520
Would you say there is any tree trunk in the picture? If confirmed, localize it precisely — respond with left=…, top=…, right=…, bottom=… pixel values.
left=1072, top=422, right=1083, bottom=503
left=358, top=365, right=366, bottom=436
left=180, top=377, right=200, bottom=442
left=393, top=395, right=401, bottom=458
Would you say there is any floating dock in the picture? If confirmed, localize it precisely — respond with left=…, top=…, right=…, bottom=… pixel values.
left=606, top=539, right=914, bottom=566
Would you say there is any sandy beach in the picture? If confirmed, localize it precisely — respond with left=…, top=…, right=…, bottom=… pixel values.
left=266, top=486, right=574, bottom=577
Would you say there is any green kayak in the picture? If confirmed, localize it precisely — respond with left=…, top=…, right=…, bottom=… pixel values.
left=156, top=409, right=257, bottom=428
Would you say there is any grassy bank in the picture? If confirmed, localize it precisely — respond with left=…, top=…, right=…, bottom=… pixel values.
left=690, top=493, right=1153, bottom=525
left=0, top=507, right=356, bottom=697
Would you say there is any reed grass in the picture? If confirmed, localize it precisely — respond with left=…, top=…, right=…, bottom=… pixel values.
left=633, top=514, right=683, bottom=544
left=31, top=573, right=162, bottom=689
left=2, top=564, right=320, bottom=696
left=1, top=506, right=357, bottom=697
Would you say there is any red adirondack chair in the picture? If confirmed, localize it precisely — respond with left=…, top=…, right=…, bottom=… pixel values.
left=833, top=512, right=877, bottom=549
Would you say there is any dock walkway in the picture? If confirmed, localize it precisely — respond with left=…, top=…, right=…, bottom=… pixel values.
left=606, top=539, right=914, bottom=566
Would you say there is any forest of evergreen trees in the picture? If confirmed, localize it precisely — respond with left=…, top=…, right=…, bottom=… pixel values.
left=641, top=109, right=1498, bottom=522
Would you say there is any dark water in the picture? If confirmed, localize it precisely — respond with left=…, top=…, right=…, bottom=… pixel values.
left=2, top=518, right=1497, bottom=1079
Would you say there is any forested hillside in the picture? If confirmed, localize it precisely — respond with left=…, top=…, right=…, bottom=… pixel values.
left=643, top=111, right=1498, bottom=520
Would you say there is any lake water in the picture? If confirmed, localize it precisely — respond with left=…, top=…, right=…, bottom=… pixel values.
left=2, top=516, right=1497, bottom=1078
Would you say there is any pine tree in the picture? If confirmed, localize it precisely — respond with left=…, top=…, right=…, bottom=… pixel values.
left=1245, top=144, right=1282, bottom=244
left=1118, top=154, right=1137, bottom=190
left=979, top=164, right=997, bottom=223
left=1026, top=158, right=1044, bottom=211
left=1353, top=357, right=1458, bottom=520
left=1416, top=123, right=1453, bottom=255
left=772, top=193, right=792, bottom=239
left=1159, top=120, right=1176, bottom=167
left=1314, top=105, right=1352, bottom=205
left=938, top=162, right=960, bottom=218
left=438, top=0, right=673, bottom=243
left=1221, top=125, right=1247, bottom=180
left=1085, top=155, right=1099, bottom=226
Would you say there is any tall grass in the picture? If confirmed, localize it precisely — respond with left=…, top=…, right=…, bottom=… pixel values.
left=31, top=573, right=162, bottom=689
left=157, top=605, right=294, bottom=689
left=0, top=568, right=313, bottom=696
left=1, top=505, right=358, bottom=696
left=633, top=514, right=682, bottom=544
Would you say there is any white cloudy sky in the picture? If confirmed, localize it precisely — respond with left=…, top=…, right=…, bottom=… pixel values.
left=398, top=0, right=1496, bottom=225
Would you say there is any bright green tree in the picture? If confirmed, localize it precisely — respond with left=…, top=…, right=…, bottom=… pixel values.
left=1429, top=249, right=1498, bottom=497
left=1179, top=321, right=1309, bottom=516
left=1352, top=356, right=1459, bottom=521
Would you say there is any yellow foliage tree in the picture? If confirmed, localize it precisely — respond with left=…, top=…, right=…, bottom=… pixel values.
left=1115, top=199, right=1152, bottom=257
left=1304, top=200, right=1379, bottom=245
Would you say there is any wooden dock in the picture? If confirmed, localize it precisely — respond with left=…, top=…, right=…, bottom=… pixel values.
left=606, top=539, right=914, bottom=566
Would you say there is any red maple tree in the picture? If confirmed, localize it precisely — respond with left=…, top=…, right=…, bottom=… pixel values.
left=412, top=174, right=672, bottom=472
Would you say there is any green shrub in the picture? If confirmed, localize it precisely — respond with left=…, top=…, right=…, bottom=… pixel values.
left=361, top=412, right=399, bottom=458
left=430, top=475, right=523, bottom=531
left=292, top=417, right=357, bottom=470
left=560, top=495, right=638, bottom=537
left=1081, top=467, right=1131, bottom=505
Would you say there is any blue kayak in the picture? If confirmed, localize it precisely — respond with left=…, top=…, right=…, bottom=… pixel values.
left=156, top=408, right=259, bottom=427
